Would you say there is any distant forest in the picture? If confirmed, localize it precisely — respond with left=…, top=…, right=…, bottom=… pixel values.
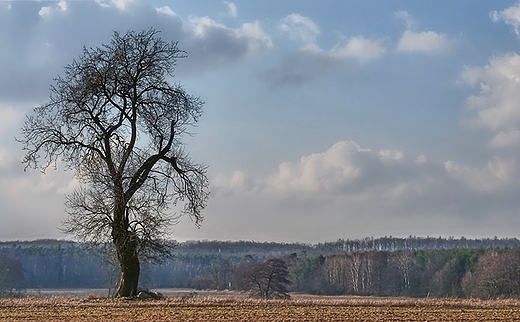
left=2, top=236, right=520, bottom=298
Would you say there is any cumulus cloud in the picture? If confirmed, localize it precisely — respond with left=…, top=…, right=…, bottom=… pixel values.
left=330, top=36, right=386, bottom=62
left=39, top=1, right=67, bottom=17
left=491, top=3, right=520, bottom=37
left=266, top=141, right=367, bottom=194
left=180, top=16, right=272, bottom=73
left=445, top=157, right=516, bottom=192
left=211, top=140, right=520, bottom=234
left=262, top=14, right=386, bottom=88
left=190, top=16, right=226, bottom=37
left=260, top=141, right=442, bottom=199
left=466, top=3, right=520, bottom=144
left=378, top=149, right=405, bottom=162
left=96, top=0, right=133, bottom=10
left=395, top=11, right=452, bottom=54
left=0, top=1, right=274, bottom=102
left=214, top=140, right=435, bottom=199
left=279, top=13, right=321, bottom=51
left=187, top=16, right=271, bottom=51
left=235, top=21, right=273, bottom=51
left=185, top=11, right=273, bottom=54
left=279, top=13, right=385, bottom=62
left=397, top=30, right=451, bottom=54
left=461, top=53, right=520, bottom=130
left=489, top=130, right=520, bottom=148
left=212, top=170, right=259, bottom=197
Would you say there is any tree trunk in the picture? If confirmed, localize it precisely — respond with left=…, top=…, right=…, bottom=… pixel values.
left=112, top=193, right=140, bottom=298
left=113, top=229, right=140, bottom=297
left=112, top=195, right=140, bottom=297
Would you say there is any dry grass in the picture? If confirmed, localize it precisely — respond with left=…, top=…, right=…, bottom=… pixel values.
left=1, top=295, right=520, bottom=321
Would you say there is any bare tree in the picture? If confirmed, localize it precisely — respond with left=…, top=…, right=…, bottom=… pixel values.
left=393, top=249, right=414, bottom=293
left=18, top=29, right=209, bottom=297
left=463, top=248, right=520, bottom=299
left=243, top=258, right=291, bottom=299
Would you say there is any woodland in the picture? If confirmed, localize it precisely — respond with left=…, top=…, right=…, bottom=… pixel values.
left=1, top=236, right=520, bottom=299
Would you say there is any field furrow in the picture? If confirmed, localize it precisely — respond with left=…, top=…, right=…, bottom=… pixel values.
left=1, top=297, right=520, bottom=321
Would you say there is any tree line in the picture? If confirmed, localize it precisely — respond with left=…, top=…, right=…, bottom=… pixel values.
left=2, top=237, right=520, bottom=298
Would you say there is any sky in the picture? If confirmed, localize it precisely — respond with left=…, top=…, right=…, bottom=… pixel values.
left=2, top=0, right=520, bottom=243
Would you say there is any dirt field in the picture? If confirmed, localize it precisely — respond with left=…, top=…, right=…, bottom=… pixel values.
left=2, top=296, right=520, bottom=321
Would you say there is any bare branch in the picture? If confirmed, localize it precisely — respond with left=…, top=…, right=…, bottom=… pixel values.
left=19, top=29, right=209, bottom=297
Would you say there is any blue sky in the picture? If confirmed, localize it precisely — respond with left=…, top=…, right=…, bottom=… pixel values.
left=1, top=0, right=520, bottom=242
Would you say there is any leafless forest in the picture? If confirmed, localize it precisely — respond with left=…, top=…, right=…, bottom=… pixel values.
left=2, top=237, right=520, bottom=299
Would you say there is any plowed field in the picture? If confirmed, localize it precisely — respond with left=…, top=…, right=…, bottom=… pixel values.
left=1, top=296, right=520, bottom=321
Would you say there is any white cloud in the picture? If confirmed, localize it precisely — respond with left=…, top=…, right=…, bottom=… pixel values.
left=211, top=140, right=520, bottom=226
left=268, top=13, right=386, bottom=87
left=212, top=170, right=259, bottom=197
left=397, top=30, right=450, bottom=54
left=330, top=36, right=386, bottom=62
left=489, top=130, right=520, bottom=148
left=224, top=1, right=238, bottom=18
left=394, top=12, right=452, bottom=55
left=462, top=53, right=520, bottom=130
left=236, top=21, right=273, bottom=51
left=38, top=1, right=68, bottom=17
left=4, top=1, right=520, bottom=242
left=214, top=141, right=435, bottom=199
left=491, top=3, right=520, bottom=37
left=38, top=6, right=51, bottom=17
left=267, top=141, right=367, bottom=194
left=279, top=13, right=321, bottom=52
left=395, top=11, right=418, bottom=29
left=445, top=157, right=516, bottom=192
left=93, top=0, right=133, bottom=10
left=58, top=1, right=67, bottom=11
left=190, top=16, right=227, bottom=37
left=94, top=0, right=110, bottom=8
left=378, top=149, right=405, bottom=161
left=189, top=16, right=272, bottom=52
left=278, top=14, right=385, bottom=62
left=0, top=1, right=275, bottom=94
left=197, top=138, right=520, bottom=243
left=155, top=6, right=177, bottom=17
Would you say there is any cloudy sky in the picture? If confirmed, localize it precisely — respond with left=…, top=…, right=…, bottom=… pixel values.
left=2, top=0, right=520, bottom=243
